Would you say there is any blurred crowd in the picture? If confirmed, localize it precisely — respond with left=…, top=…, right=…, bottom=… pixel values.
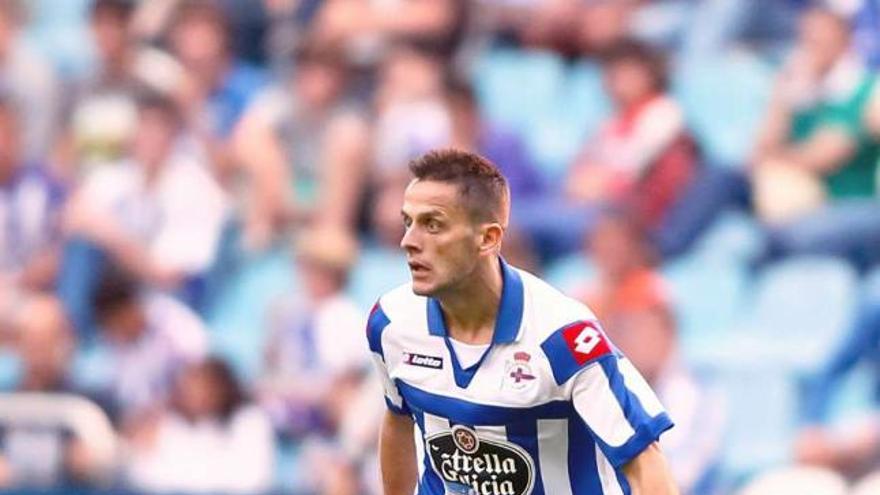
left=1, top=0, right=880, bottom=494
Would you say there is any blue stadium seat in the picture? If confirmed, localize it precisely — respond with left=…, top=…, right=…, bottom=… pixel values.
left=673, top=51, right=774, bottom=167
left=473, top=49, right=566, bottom=134
left=690, top=211, right=766, bottom=264
left=542, top=253, right=596, bottom=296
left=714, top=361, right=797, bottom=477
left=521, top=62, right=609, bottom=181
left=662, top=252, right=749, bottom=361
left=348, top=246, right=410, bottom=312
left=748, top=256, right=858, bottom=371
left=206, top=248, right=297, bottom=383
left=0, top=350, right=20, bottom=391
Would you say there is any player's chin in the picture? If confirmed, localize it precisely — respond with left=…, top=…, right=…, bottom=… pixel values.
left=410, top=276, right=438, bottom=297
left=410, top=280, right=435, bottom=297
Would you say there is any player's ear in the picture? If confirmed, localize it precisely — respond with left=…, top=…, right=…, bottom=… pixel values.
left=478, top=223, right=504, bottom=255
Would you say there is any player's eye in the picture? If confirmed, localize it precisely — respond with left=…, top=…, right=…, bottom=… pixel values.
left=425, top=219, right=441, bottom=233
left=402, top=216, right=412, bottom=228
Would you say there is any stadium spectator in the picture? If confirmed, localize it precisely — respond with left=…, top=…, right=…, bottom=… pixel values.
left=577, top=211, right=725, bottom=493
left=0, top=0, right=60, bottom=163
left=58, top=92, right=228, bottom=333
left=373, top=44, right=452, bottom=180
left=125, top=357, right=274, bottom=494
left=92, top=267, right=209, bottom=421
left=59, top=0, right=183, bottom=176
left=518, top=39, right=699, bottom=260
left=445, top=77, right=544, bottom=202
left=259, top=225, right=377, bottom=494
left=260, top=225, right=367, bottom=436
left=234, top=43, right=370, bottom=247
left=166, top=0, right=266, bottom=178
left=0, top=295, right=112, bottom=488
left=752, top=6, right=880, bottom=269
left=576, top=209, right=663, bottom=322
left=311, top=0, right=464, bottom=63
left=568, top=39, right=699, bottom=229
left=0, top=96, right=65, bottom=294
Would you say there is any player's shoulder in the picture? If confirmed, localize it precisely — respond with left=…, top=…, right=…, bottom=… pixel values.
left=517, top=269, right=615, bottom=385
left=517, top=268, right=599, bottom=336
left=366, top=282, right=425, bottom=356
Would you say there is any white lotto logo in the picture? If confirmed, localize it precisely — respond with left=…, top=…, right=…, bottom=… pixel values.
left=573, top=326, right=601, bottom=355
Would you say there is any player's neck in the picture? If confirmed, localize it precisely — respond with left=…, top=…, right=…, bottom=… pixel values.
left=436, top=257, right=504, bottom=345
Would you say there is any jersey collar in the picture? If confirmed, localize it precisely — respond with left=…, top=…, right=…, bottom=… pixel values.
left=426, top=257, right=525, bottom=344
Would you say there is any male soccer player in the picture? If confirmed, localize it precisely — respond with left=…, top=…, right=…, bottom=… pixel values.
left=367, top=149, right=678, bottom=494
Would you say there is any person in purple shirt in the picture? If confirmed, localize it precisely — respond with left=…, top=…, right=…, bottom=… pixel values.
left=444, top=77, right=545, bottom=202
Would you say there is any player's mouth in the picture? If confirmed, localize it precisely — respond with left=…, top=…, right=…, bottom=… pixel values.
left=408, top=261, right=430, bottom=275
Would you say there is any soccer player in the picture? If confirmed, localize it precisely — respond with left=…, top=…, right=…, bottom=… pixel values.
left=367, top=149, right=678, bottom=494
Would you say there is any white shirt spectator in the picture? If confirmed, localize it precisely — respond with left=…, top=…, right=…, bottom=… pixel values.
left=77, top=151, right=228, bottom=274
left=126, top=405, right=275, bottom=494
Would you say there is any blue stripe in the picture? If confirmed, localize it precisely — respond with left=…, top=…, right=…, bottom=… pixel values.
left=413, top=410, right=445, bottom=495
left=567, top=416, right=604, bottom=494
left=384, top=397, right=410, bottom=416
left=366, top=302, right=391, bottom=358
left=615, top=468, right=632, bottom=495
left=425, top=258, right=525, bottom=389
left=593, top=358, right=675, bottom=468
left=443, top=336, right=492, bottom=388
left=540, top=327, right=583, bottom=385
left=541, top=321, right=618, bottom=385
left=505, top=420, right=544, bottom=495
left=396, top=380, right=572, bottom=425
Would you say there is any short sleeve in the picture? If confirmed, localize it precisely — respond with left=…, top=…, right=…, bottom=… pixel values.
left=365, top=301, right=410, bottom=416
left=571, top=355, right=674, bottom=468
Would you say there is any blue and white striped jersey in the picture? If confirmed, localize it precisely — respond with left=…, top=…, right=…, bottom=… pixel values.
left=367, top=259, right=674, bottom=495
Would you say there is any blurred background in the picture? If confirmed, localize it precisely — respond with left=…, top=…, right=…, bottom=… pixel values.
left=0, top=0, right=880, bottom=494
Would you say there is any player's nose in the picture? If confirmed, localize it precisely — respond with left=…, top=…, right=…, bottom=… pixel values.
left=400, top=226, right=420, bottom=252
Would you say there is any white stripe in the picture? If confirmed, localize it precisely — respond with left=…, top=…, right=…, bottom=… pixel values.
left=572, top=364, right=635, bottom=447
left=595, top=444, right=625, bottom=495
left=414, top=420, right=426, bottom=480
left=475, top=424, right=507, bottom=441
left=619, top=358, right=665, bottom=417
left=372, top=353, right=405, bottom=409
left=537, top=419, right=573, bottom=495
left=422, top=413, right=450, bottom=480
left=423, top=412, right=450, bottom=436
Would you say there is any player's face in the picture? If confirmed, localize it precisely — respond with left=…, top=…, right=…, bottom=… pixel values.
left=400, top=180, right=482, bottom=297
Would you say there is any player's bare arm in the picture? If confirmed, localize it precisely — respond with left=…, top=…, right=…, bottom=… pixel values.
left=623, top=442, right=680, bottom=495
left=379, top=409, right=418, bottom=495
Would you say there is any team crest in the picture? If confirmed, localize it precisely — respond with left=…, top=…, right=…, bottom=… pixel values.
left=503, top=351, right=537, bottom=391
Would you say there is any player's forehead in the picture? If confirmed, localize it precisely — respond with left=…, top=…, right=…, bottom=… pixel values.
left=401, top=179, right=467, bottom=219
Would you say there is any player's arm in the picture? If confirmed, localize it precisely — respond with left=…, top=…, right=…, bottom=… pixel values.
left=541, top=320, right=676, bottom=490
left=379, top=409, right=418, bottom=495
left=623, top=442, right=679, bottom=495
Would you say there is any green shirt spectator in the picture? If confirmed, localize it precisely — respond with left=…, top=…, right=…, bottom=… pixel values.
left=792, top=72, right=880, bottom=198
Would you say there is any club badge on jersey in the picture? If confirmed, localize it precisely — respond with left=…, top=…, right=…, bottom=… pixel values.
left=502, top=351, right=537, bottom=391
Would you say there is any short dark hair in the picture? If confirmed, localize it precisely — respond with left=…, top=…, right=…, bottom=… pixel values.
left=91, top=0, right=135, bottom=20
left=445, top=76, right=477, bottom=109
left=599, top=39, right=668, bottom=92
left=135, top=90, right=182, bottom=127
left=93, top=266, right=139, bottom=321
left=408, top=149, right=509, bottom=225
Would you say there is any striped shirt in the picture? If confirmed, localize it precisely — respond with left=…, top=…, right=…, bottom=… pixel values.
left=367, top=259, right=673, bottom=495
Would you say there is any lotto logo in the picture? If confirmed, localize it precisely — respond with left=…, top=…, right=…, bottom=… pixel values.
left=561, top=321, right=611, bottom=365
